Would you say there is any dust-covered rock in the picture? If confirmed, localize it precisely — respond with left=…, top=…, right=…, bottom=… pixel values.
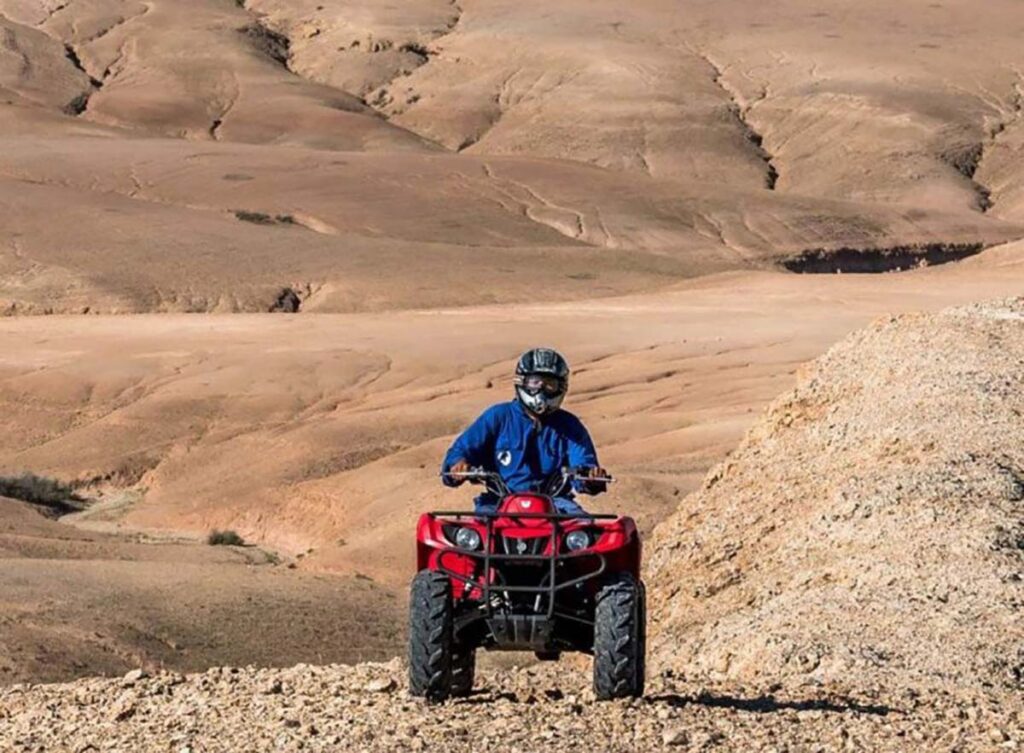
left=1, top=662, right=1019, bottom=752
left=647, top=297, right=1024, bottom=698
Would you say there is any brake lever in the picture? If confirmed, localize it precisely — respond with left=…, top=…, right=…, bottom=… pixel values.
left=567, top=466, right=615, bottom=484
left=444, top=471, right=484, bottom=484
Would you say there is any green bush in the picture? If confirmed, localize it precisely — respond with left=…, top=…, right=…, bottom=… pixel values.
left=0, top=472, right=82, bottom=513
left=207, top=529, right=246, bottom=546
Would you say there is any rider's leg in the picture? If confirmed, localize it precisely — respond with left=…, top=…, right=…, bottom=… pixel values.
left=473, top=495, right=499, bottom=520
left=552, top=496, right=588, bottom=517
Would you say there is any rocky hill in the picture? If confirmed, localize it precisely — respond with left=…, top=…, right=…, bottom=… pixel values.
left=647, top=298, right=1024, bottom=697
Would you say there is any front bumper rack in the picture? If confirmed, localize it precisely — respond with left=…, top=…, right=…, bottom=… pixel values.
left=427, top=511, right=617, bottom=629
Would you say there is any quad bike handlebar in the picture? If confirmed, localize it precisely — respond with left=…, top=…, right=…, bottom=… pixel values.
left=444, top=466, right=614, bottom=498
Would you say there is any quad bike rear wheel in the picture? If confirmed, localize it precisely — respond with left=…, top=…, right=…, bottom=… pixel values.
left=408, top=570, right=453, bottom=701
left=451, top=646, right=476, bottom=697
left=593, top=572, right=646, bottom=700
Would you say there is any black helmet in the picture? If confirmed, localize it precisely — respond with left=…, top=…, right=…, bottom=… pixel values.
left=514, top=348, right=569, bottom=416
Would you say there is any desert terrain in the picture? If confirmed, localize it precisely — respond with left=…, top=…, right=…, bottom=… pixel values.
left=4, top=299, right=1023, bottom=751
left=1, top=0, right=1023, bottom=749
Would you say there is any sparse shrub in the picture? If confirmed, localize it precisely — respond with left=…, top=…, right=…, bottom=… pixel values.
left=269, top=287, right=302, bottom=313
left=234, top=210, right=274, bottom=225
left=233, top=211, right=298, bottom=228
left=236, top=23, right=290, bottom=66
left=207, top=529, right=246, bottom=546
left=399, top=41, right=430, bottom=57
left=0, top=472, right=83, bottom=514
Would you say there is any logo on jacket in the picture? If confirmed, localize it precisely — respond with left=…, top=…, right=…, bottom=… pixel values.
left=497, top=450, right=512, bottom=467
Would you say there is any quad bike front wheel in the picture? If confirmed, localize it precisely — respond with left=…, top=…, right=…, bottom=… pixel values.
left=408, top=570, right=454, bottom=701
left=593, top=572, right=646, bottom=700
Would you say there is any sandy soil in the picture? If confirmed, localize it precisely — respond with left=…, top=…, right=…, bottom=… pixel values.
left=1, top=242, right=1023, bottom=579
left=0, top=496, right=402, bottom=685
left=648, top=298, right=1024, bottom=695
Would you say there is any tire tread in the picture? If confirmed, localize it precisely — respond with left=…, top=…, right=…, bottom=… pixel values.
left=408, top=570, right=454, bottom=701
left=593, top=572, right=646, bottom=700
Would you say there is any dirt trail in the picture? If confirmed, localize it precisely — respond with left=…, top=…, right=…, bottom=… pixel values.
left=1, top=660, right=1018, bottom=752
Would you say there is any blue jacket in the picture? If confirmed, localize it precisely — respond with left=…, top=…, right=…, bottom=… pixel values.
left=441, top=400, right=603, bottom=508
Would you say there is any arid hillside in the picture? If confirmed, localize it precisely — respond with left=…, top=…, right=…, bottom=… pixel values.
left=647, top=298, right=1024, bottom=696
left=0, top=244, right=1023, bottom=584
left=1, top=0, right=1024, bottom=313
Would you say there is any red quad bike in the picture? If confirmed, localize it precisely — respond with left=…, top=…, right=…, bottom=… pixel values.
left=409, top=467, right=645, bottom=702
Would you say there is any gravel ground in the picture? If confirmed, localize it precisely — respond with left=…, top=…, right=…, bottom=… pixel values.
left=1, top=661, right=1020, bottom=753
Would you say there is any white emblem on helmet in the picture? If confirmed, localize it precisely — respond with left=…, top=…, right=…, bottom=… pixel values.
left=497, top=450, right=512, bottom=466
left=521, top=499, right=532, bottom=509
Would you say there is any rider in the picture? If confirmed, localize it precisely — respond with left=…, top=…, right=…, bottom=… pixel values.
left=441, top=347, right=608, bottom=515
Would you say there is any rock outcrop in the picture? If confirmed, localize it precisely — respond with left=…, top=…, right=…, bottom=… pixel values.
left=647, top=299, right=1024, bottom=697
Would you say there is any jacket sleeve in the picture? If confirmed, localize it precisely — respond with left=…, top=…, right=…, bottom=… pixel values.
left=565, top=417, right=606, bottom=496
left=441, top=406, right=501, bottom=486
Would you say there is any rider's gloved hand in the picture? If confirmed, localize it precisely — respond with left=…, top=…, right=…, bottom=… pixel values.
left=579, top=466, right=609, bottom=494
left=445, top=458, right=472, bottom=486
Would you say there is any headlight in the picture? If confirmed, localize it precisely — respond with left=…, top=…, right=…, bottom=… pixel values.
left=454, top=527, right=482, bottom=551
left=565, top=530, right=591, bottom=551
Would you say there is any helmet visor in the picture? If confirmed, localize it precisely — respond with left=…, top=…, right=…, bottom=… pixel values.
left=519, top=374, right=564, bottom=396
